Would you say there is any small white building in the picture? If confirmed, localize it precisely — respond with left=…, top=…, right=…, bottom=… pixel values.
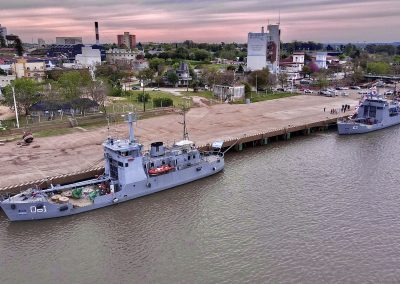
left=213, top=84, right=245, bottom=102
left=316, top=52, right=327, bottom=69
left=280, top=52, right=305, bottom=80
left=106, top=48, right=141, bottom=64
left=0, top=74, right=16, bottom=88
left=75, top=46, right=101, bottom=67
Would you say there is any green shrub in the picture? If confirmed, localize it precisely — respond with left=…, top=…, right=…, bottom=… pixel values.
left=153, top=97, right=173, bottom=107
left=138, top=92, right=150, bottom=102
left=111, top=88, right=123, bottom=97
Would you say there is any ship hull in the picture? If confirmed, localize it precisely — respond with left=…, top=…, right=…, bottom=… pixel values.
left=1, top=158, right=224, bottom=221
left=337, top=118, right=400, bottom=135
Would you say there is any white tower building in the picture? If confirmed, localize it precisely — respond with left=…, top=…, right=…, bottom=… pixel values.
left=247, top=24, right=281, bottom=74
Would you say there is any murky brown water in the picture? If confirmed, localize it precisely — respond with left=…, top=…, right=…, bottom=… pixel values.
left=2, top=128, right=400, bottom=283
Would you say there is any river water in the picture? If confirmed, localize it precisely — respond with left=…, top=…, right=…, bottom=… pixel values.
left=2, top=128, right=400, bottom=283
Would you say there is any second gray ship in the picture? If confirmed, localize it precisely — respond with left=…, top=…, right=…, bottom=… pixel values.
left=0, top=112, right=225, bottom=221
left=338, top=93, right=400, bottom=134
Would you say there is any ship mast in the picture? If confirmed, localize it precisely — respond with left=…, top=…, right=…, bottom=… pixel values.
left=180, top=103, right=190, bottom=141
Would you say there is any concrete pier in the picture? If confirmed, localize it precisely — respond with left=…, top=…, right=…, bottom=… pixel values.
left=0, top=95, right=357, bottom=192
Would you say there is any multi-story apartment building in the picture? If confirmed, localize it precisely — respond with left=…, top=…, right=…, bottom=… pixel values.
left=117, top=32, right=136, bottom=49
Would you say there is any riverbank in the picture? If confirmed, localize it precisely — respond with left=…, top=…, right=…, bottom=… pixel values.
left=0, top=95, right=357, bottom=189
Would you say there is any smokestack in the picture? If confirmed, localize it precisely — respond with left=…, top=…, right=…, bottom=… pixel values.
left=95, top=22, right=99, bottom=44
left=261, top=26, right=264, bottom=33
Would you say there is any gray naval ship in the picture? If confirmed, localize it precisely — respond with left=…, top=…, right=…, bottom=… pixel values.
left=0, top=113, right=224, bottom=221
left=337, top=93, right=400, bottom=134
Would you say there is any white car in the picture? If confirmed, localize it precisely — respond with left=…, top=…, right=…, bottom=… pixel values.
left=304, top=89, right=314, bottom=94
left=152, top=87, right=160, bottom=91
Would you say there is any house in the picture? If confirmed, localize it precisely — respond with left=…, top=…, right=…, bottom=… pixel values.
left=12, top=58, right=46, bottom=82
left=29, top=98, right=99, bottom=118
left=279, top=52, right=305, bottom=80
left=176, top=62, right=192, bottom=87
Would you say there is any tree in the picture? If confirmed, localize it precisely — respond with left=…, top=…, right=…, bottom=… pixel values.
left=14, top=37, right=23, bottom=56
left=87, top=79, right=109, bottom=113
left=277, top=72, right=289, bottom=88
left=0, top=35, right=6, bottom=48
left=193, top=49, right=211, bottom=61
left=149, top=58, right=165, bottom=72
left=226, top=65, right=236, bottom=71
left=367, top=62, right=391, bottom=75
left=301, top=65, right=312, bottom=77
left=243, top=82, right=251, bottom=99
left=58, top=71, right=91, bottom=101
left=348, top=68, right=364, bottom=86
left=167, top=72, right=179, bottom=86
left=137, top=68, right=155, bottom=85
left=2, top=78, right=41, bottom=115
left=248, top=69, right=270, bottom=90
left=315, top=71, right=329, bottom=90
left=95, top=64, right=125, bottom=88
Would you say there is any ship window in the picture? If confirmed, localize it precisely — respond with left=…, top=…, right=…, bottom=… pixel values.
left=193, top=155, right=196, bottom=159
left=118, top=162, right=123, bottom=167
left=151, top=162, right=154, bottom=167
left=125, top=163, right=128, bottom=167
left=162, top=160, right=165, bottom=165
left=188, top=155, right=191, bottom=160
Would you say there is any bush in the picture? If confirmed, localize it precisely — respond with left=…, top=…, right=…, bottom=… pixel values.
left=138, top=92, right=150, bottom=102
left=153, top=97, right=173, bottom=108
left=111, top=88, right=123, bottom=97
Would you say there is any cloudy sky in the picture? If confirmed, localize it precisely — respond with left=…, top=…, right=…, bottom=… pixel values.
left=1, top=0, right=399, bottom=44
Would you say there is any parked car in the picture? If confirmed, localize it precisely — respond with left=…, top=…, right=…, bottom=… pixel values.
left=320, top=90, right=335, bottom=97
left=340, top=92, right=349, bottom=97
left=304, top=89, right=314, bottom=94
left=132, top=86, right=140, bottom=90
left=152, top=87, right=160, bottom=91
left=384, top=90, right=394, bottom=96
left=351, top=86, right=361, bottom=90
left=358, top=90, right=369, bottom=94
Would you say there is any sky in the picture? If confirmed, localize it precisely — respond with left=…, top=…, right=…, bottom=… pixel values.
left=1, top=0, right=399, bottom=44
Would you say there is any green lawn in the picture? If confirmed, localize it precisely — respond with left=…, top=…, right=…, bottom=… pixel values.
left=181, top=90, right=214, bottom=100
left=233, top=92, right=300, bottom=104
left=107, top=91, right=192, bottom=113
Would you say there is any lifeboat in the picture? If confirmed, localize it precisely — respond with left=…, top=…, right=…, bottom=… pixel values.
left=148, top=165, right=174, bottom=176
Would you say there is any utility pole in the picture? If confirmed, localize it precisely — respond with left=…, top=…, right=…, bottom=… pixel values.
left=12, top=86, right=20, bottom=128
left=256, top=74, right=258, bottom=96
left=141, top=80, right=146, bottom=112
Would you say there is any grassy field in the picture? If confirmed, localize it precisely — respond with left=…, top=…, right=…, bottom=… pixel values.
left=233, top=92, right=301, bottom=104
left=107, top=91, right=192, bottom=113
left=180, top=90, right=214, bottom=100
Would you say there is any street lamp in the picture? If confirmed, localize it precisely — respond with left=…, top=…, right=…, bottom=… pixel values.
left=11, top=86, right=20, bottom=128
